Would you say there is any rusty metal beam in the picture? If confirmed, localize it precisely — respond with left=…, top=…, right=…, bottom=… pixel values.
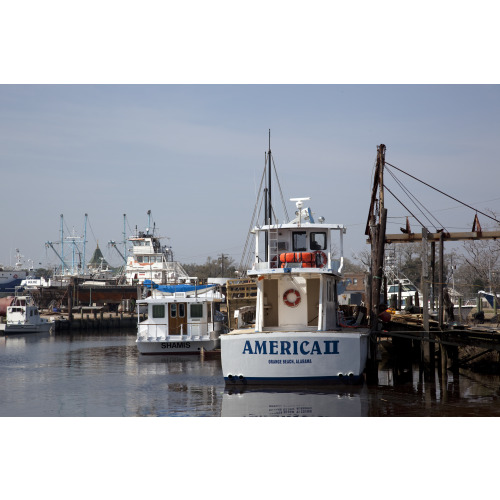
left=366, top=230, right=500, bottom=244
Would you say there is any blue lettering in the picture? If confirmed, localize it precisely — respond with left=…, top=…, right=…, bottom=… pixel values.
left=269, top=341, right=278, bottom=354
left=293, top=341, right=298, bottom=355
left=242, top=341, right=253, bottom=354
left=254, top=341, right=267, bottom=354
left=324, top=340, right=339, bottom=354
left=281, top=341, right=291, bottom=355
left=300, top=341, right=310, bottom=355
left=310, top=341, right=322, bottom=354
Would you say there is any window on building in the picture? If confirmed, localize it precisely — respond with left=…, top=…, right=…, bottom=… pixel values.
left=152, top=305, right=165, bottom=318
left=310, top=232, right=326, bottom=250
left=292, top=231, right=307, bottom=251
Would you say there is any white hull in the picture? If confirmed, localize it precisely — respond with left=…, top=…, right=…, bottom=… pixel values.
left=221, top=330, right=369, bottom=384
left=137, top=338, right=219, bottom=355
left=2, top=322, right=53, bottom=334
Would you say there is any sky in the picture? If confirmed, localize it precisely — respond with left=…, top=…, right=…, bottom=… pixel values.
left=1, top=84, right=499, bottom=270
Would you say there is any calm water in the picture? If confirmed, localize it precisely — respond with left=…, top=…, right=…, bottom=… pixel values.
left=1, top=330, right=500, bottom=417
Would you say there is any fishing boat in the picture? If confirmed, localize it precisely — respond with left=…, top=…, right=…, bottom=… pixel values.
left=125, top=210, right=194, bottom=286
left=1, top=293, right=53, bottom=334
left=221, top=138, right=370, bottom=384
left=136, top=283, right=224, bottom=354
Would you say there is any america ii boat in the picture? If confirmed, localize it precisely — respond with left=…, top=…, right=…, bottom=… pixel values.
left=221, top=138, right=369, bottom=384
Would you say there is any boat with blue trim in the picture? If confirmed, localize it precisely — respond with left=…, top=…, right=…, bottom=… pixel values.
left=221, top=138, right=369, bottom=384
left=136, top=282, right=225, bottom=354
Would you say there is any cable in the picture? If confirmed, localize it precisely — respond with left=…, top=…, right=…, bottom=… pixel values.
left=384, top=184, right=427, bottom=229
left=385, top=161, right=500, bottom=225
left=385, top=167, right=447, bottom=231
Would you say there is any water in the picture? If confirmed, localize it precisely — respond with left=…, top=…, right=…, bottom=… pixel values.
left=1, top=330, right=500, bottom=417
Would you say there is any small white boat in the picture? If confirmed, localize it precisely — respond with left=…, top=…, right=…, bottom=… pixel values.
left=1, top=294, right=53, bottom=334
left=136, top=284, right=224, bottom=354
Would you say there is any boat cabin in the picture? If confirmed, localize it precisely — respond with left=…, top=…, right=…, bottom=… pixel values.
left=137, top=294, right=221, bottom=340
left=247, top=199, right=347, bottom=333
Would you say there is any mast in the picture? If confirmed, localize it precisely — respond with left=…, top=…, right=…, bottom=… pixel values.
left=82, top=213, right=88, bottom=275
left=264, top=130, right=272, bottom=261
left=268, top=129, right=272, bottom=226
left=60, top=214, right=65, bottom=275
left=123, top=214, right=127, bottom=265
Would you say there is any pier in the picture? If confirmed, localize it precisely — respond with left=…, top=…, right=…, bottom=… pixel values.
left=365, top=144, right=500, bottom=377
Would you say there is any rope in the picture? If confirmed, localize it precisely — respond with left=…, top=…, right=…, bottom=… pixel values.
left=383, top=184, right=427, bottom=229
left=385, top=161, right=500, bottom=225
left=385, top=167, right=447, bottom=232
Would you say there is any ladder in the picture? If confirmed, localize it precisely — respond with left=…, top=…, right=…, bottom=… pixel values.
left=268, top=228, right=279, bottom=267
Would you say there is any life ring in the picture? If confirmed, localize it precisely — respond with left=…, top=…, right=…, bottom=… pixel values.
left=314, top=251, right=328, bottom=268
left=283, top=288, right=301, bottom=307
left=13, top=274, right=18, bottom=279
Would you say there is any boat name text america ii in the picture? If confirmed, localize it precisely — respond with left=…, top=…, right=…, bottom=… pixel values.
left=242, top=340, right=340, bottom=356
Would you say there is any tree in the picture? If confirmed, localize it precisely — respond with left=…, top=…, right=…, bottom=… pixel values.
left=182, top=255, right=237, bottom=280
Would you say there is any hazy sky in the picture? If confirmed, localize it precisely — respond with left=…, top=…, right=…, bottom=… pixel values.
left=1, top=84, right=499, bottom=269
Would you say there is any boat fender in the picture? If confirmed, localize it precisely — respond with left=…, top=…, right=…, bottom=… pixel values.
left=283, top=288, right=301, bottom=307
left=314, top=251, right=328, bottom=268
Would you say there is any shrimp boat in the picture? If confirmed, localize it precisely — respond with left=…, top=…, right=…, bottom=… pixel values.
left=221, top=138, right=370, bottom=384
left=136, top=283, right=224, bottom=354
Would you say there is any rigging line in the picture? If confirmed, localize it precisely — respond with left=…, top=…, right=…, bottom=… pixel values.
left=384, top=184, right=428, bottom=229
left=386, top=168, right=437, bottom=230
left=385, top=162, right=500, bottom=224
left=271, top=154, right=289, bottom=222
left=239, top=166, right=266, bottom=271
left=386, top=167, right=446, bottom=231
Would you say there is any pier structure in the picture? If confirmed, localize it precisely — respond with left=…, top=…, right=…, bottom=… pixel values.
left=366, top=144, right=500, bottom=378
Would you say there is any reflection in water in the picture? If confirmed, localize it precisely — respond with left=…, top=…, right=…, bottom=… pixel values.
left=2, top=331, right=500, bottom=416
left=222, top=385, right=369, bottom=417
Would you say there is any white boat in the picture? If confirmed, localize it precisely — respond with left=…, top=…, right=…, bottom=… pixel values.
left=125, top=210, right=195, bottom=286
left=221, top=190, right=370, bottom=384
left=136, top=284, right=224, bottom=354
left=1, top=293, right=53, bottom=334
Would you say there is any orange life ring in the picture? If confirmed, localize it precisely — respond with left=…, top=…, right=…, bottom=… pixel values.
left=283, top=288, right=301, bottom=307
left=315, top=251, right=328, bottom=268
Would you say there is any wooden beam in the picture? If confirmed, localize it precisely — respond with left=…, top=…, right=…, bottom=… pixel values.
left=366, top=230, right=500, bottom=244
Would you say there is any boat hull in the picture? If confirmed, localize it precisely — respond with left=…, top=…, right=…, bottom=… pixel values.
left=137, top=338, right=220, bottom=355
left=221, top=330, right=370, bottom=384
left=2, top=322, right=53, bottom=334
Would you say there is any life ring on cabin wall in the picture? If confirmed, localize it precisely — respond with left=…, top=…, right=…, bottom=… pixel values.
left=314, top=251, right=328, bottom=268
left=283, top=288, right=301, bottom=307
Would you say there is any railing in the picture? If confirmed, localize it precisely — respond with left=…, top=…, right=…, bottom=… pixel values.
left=137, top=321, right=212, bottom=340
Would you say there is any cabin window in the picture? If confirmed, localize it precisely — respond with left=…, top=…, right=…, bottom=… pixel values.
left=292, top=232, right=307, bottom=251
left=137, top=256, right=143, bottom=263
left=152, top=305, right=165, bottom=318
left=170, top=304, right=177, bottom=318
left=143, top=256, right=150, bottom=263
left=190, top=304, right=203, bottom=318
left=310, top=232, right=326, bottom=250
left=179, top=304, right=186, bottom=318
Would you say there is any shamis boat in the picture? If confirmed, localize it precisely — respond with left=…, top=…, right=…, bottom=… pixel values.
left=221, top=138, right=369, bottom=384
left=136, top=283, right=224, bottom=354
